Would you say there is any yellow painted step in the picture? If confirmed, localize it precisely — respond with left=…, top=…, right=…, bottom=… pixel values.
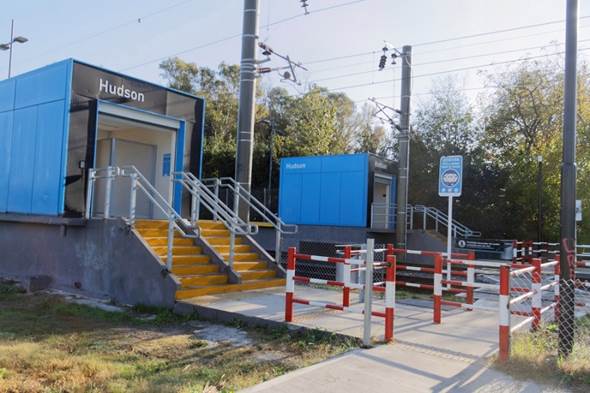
left=240, top=270, right=276, bottom=281
left=212, top=244, right=251, bottom=254
left=233, top=261, right=268, bottom=271
left=144, top=237, right=194, bottom=247
left=198, top=220, right=227, bottom=230
left=152, top=245, right=203, bottom=256
left=163, top=255, right=210, bottom=264
left=221, top=252, right=259, bottom=262
left=205, top=237, right=245, bottom=246
left=172, top=264, right=219, bottom=275
left=201, top=228, right=230, bottom=237
left=135, top=220, right=168, bottom=229
left=179, top=274, right=228, bottom=286
left=175, top=278, right=286, bottom=299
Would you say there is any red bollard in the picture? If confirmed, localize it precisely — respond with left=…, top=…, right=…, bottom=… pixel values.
left=433, top=253, right=443, bottom=324
left=498, top=265, right=511, bottom=362
left=342, top=245, right=352, bottom=307
left=466, top=251, right=475, bottom=309
left=384, top=255, right=396, bottom=342
left=285, top=247, right=296, bottom=322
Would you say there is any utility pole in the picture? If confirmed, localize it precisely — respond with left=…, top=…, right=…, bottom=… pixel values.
left=395, top=46, right=412, bottom=253
left=537, top=155, right=543, bottom=242
left=559, top=0, right=578, bottom=358
left=235, top=0, right=260, bottom=220
left=1, top=20, right=29, bottom=79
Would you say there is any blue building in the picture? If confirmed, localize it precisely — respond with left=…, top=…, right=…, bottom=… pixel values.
left=279, top=153, right=397, bottom=229
left=0, top=59, right=205, bottom=218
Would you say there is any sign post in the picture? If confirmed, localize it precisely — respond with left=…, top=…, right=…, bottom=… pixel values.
left=439, top=156, right=463, bottom=287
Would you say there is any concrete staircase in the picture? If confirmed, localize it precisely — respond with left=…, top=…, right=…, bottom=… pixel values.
left=135, top=220, right=283, bottom=300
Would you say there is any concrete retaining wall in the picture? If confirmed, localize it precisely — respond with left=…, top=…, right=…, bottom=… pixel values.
left=0, top=215, right=178, bottom=307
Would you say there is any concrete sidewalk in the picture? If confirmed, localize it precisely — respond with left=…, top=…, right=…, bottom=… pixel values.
left=184, top=287, right=566, bottom=392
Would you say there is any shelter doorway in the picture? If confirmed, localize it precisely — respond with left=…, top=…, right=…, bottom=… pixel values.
left=373, top=175, right=392, bottom=229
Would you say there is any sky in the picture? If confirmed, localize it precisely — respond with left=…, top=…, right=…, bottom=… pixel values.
left=3, top=0, right=590, bottom=112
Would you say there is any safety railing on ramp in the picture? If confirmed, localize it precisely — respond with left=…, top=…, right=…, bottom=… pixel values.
left=85, top=166, right=197, bottom=271
left=370, top=203, right=481, bottom=238
left=201, top=177, right=297, bottom=272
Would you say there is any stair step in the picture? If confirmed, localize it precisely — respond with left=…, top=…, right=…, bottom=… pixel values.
left=233, top=261, right=268, bottom=271
left=175, top=278, right=286, bottom=299
left=213, top=244, right=251, bottom=253
left=201, top=228, right=230, bottom=237
left=135, top=220, right=168, bottom=229
left=240, top=270, right=276, bottom=281
left=205, top=237, right=245, bottom=246
left=144, top=237, right=194, bottom=247
left=179, top=274, right=228, bottom=286
left=163, top=255, right=210, bottom=264
left=172, top=264, right=219, bottom=275
left=221, top=252, right=259, bottom=262
left=198, top=220, right=227, bottom=230
left=153, top=245, right=203, bottom=256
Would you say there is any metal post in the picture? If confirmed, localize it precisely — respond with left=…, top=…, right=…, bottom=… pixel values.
left=423, top=209, right=427, bottom=231
left=7, top=20, right=14, bottom=78
left=267, top=121, right=275, bottom=209
left=446, top=196, right=453, bottom=287
left=191, top=192, right=198, bottom=226
left=167, top=207, right=174, bottom=271
left=559, top=0, right=578, bottom=358
left=274, top=226, right=281, bottom=264
left=214, top=180, right=220, bottom=221
left=129, top=173, right=137, bottom=227
left=395, top=45, right=412, bottom=259
left=363, top=238, right=375, bottom=347
left=499, top=265, right=511, bottom=362
left=235, top=0, right=260, bottom=221
left=229, top=232, right=236, bottom=269
left=85, top=169, right=95, bottom=220
left=104, top=167, right=113, bottom=219
left=537, top=156, right=544, bottom=242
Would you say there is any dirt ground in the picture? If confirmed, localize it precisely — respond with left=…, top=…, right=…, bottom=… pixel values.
left=0, top=282, right=357, bottom=393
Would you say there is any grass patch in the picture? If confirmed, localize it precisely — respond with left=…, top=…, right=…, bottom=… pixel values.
left=495, top=315, right=590, bottom=391
left=0, top=283, right=355, bottom=392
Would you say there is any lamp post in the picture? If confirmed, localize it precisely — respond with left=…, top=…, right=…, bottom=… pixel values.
left=537, top=155, right=543, bottom=242
left=0, top=20, right=29, bottom=78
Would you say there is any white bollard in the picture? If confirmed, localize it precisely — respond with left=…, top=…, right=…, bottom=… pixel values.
left=363, top=239, right=374, bottom=347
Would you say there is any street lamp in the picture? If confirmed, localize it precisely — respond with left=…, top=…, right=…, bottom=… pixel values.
left=1, top=20, right=29, bottom=78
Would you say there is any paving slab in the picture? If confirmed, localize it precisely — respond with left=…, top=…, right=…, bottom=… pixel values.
left=184, top=286, right=565, bottom=393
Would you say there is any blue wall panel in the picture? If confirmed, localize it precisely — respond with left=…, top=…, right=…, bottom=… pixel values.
left=0, top=111, right=14, bottom=211
left=32, top=101, right=66, bottom=214
left=14, top=61, right=70, bottom=109
left=279, top=154, right=369, bottom=227
left=7, top=106, right=38, bottom=213
left=0, top=78, right=16, bottom=113
left=0, top=59, right=72, bottom=215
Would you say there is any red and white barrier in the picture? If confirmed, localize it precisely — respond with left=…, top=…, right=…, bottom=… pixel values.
left=284, top=246, right=396, bottom=342
left=498, top=265, right=511, bottom=362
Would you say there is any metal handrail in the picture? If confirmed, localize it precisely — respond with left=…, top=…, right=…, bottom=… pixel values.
left=370, top=202, right=481, bottom=238
left=86, top=165, right=196, bottom=271
left=174, top=172, right=259, bottom=269
left=201, top=176, right=297, bottom=270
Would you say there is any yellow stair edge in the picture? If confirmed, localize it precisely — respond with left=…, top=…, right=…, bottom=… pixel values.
left=175, top=278, right=285, bottom=299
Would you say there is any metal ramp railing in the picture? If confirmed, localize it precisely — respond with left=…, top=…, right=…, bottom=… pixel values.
left=85, top=166, right=197, bottom=271
left=201, top=177, right=298, bottom=271
left=370, top=203, right=481, bottom=238
left=173, top=171, right=258, bottom=269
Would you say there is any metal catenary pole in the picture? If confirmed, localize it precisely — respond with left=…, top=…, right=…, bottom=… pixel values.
left=559, top=0, right=578, bottom=358
left=234, top=0, right=260, bottom=221
left=395, top=45, right=412, bottom=259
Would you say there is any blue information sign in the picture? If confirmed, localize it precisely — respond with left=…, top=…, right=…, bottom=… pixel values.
left=438, top=155, right=463, bottom=197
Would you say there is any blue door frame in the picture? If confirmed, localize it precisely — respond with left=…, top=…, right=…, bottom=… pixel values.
left=91, top=100, right=185, bottom=214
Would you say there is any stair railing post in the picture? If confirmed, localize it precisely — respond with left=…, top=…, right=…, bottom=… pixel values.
left=85, top=169, right=95, bottom=219
left=275, top=223, right=282, bottom=265
left=423, top=208, right=427, bottom=231
left=167, top=206, right=174, bottom=271
left=129, top=173, right=137, bottom=227
left=214, top=179, right=220, bottom=221
left=229, top=230, right=236, bottom=269
left=191, top=188, right=198, bottom=227
left=104, top=166, right=113, bottom=219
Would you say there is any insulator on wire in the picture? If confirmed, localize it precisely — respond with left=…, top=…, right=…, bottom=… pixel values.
left=378, top=54, right=387, bottom=70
